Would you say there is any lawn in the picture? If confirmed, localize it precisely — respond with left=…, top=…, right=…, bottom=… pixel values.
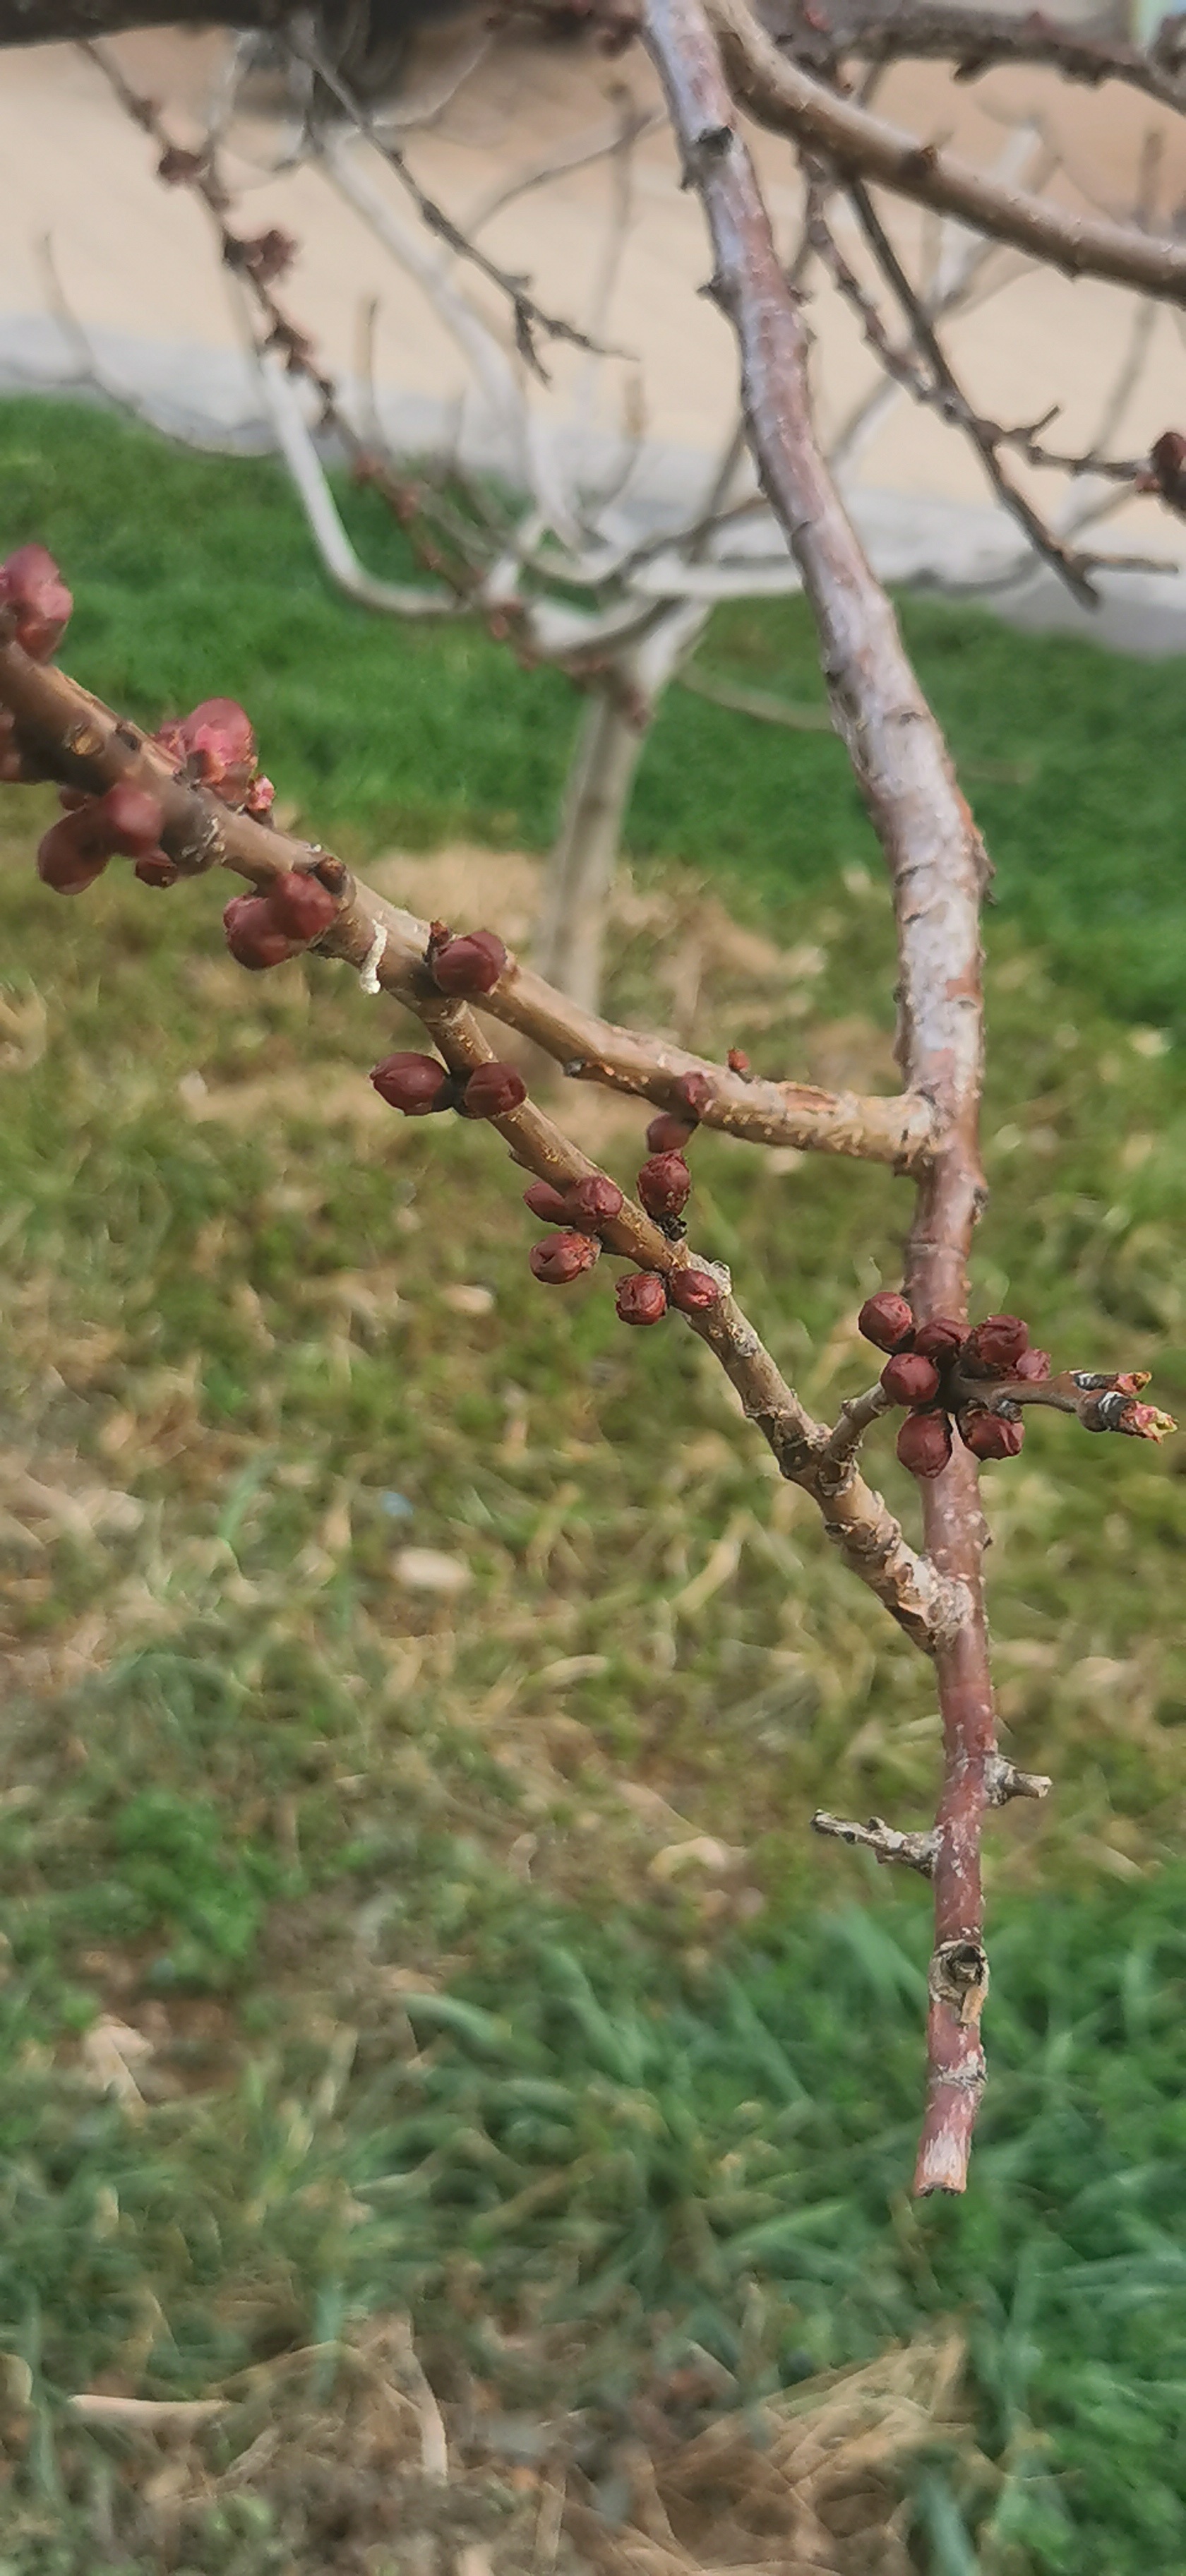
left=1, top=397, right=1185, bottom=2575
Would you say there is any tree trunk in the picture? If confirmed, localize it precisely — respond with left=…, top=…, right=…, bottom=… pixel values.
left=534, top=686, right=646, bottom=1015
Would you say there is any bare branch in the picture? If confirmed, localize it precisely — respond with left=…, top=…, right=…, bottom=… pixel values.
left=812, top=1811, right=938, bottom=1876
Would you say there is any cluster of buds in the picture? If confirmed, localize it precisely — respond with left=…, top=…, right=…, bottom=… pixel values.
left=370, top=1051, right=527, bottom=1121
left=224, top=867, right=340, bottom=969
left=1, top=543, right=74, bottom=788
left=527, top=1116, right=721, bottom=1322
left=860, top=1292, right=1172, bottom=1476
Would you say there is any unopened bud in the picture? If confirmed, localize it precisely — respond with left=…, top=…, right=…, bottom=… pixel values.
left=462, top=1062, right=527, bottom=1120
left=268, top=870, right=338, bottom=943
left=0, top=543, right=72, bottom=661
left=637, top=1152, right=690, bottom=1219
left=964, top=1313, right=1029, bottom=1374
left=370, top=1051, right=453, bottom=1115
left=97, top=781, right=167, bottom=859
left=914, top=1316, right=964, bottom=1366
left=959, top=1410, right=1025, bottom=1461
left=616, top=1271, right=668, bottom=1327
left=565, top=1175, right=623, bottom=1229
left=646, top=1112, right=695, bottom=1155
left=36, top=811, right=109, bottom=895
left=668, top=1267, right=722, bottom=1313
left=135, top=852, right=180, bottom=888
left=881, top=1352, right=941, bottom=1407
left=431, top=929, right=508, bottom=996
left=529, top=1232, right=600, bottom=1284
left=675, top=1073, right=713, bottom=1121
left=858, top=1292, right=915, bottom=1354
left=224, top=893, right=297, bottom=971
left=523, top=1181, right=570, bottom=1223
left=158, top=698, right=257, bottom=805
left=1014, top=1347, right=1051, bottom=1382
left=896, top=1410, right=953, bottom=1478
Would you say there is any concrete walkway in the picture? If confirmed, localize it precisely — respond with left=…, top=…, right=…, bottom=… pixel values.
left=3, top=25, right=1186, bottom=650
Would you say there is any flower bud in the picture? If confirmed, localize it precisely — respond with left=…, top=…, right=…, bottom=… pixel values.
left=431, top=929, right=508, bottom=996
left=858, top=1292, right=915, bottom=1353
left=565, top=1175, right=623, bottom=1229
left=668, top=1267, right=721, bottom=1313
left=36, top=811, right=109, bottom=895
left=914, top=1315, right=964, bottom=1366
left=646, top=1112, right=695, bottom=1155
left=462, top=1062, right=527, bottom=1120
left=224, top=893, right=297, bottom=971
left=616, top=1271, right=668, bottom=1326
left=896, top=1411, right=953, bottom=1478
left=0, top=543, right=72, bottom=661
left=97, top=781, right=167, bottom=859
left=964, top=1313, right=1029, bottom=1375
left=529, top=1232, right=600, bottom=1284
left=370, top=1051, right=453, bottom=1115
left=135, top=852, right=180, bottom=888
left=675, top=1073, right=713, bottom=1121
left=157, top=698, right=257, bottom=804
left=959, top=1410, right=1025, bottom=1461
left=637, top=1152, right=690, bottom=1220
left=268, top=869, right=338, bottom=943
left=881, top=1352, right=941, bottom=1407
left=523, top=1181, right=570, bottom=1223
left=1014, top=1347, right=1051, bottom=1382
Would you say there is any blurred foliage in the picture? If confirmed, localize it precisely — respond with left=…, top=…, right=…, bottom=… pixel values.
left=1, top=399, right=1185, bottom=2572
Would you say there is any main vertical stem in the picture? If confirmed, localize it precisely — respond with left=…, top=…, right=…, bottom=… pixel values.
left=642, top=0, right=995, bottom=2191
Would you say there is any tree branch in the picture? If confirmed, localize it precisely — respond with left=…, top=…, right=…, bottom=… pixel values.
left=709, top=0, right=1186, bottom=309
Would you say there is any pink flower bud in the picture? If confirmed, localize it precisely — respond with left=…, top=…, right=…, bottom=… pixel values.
left=565, top=1176, right=624, bottom=1229
left=36, top=811, right=109, bottom=895
left=267, top=870, right=338, bottom=943
left=97, top=781, right=167, bottom=859
left=881, top=1352, right=941, bottom=1407
left=637, top=1152, right=690, bottom=1220
left=529, top=1232, right=600, bottom=1284
left=914, top=1315, right=964, bottom=1366
left=646, top=1112, right=695, bottom=1155
left=668, top=1267, right=721, bottom=1312
left=158, top=699, right=256, bottom=805
left=858, top=1292, right=915, bottom=1353
left=431, top=930, right=508, bottom=996
left=523, top=1181, right=570, bottom=1223
left=959, top=1410, right=1025, bottom=1461
left=616, top=1272, right=668, bottom=1326
left=370, top=1051, right=453, bottom=1115
left=224, top=893, right=297, bottom=971
left=135, top=852, right=180, bottom=888
left=0, top=543, right=72, bottom=661
left=964, top=1313, right=1029, bottom=1375
left=1014, top=1347, right=1051, bottom=1382
left=675, top=1073, right=713, bottom=1121
left=462, top=1063, right=527, bottom=1120
left=897, top=1411, right=953, bottom=1478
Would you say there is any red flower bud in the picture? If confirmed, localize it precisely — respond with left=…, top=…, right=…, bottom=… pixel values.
left=529, top=1231, right=600, bottom=1284
left=370, top=1051, right=453, bottom=1115
left=96, top=781, right=167, bottom=859
left=1014, top=1347, right=1051, bottom=1383
left=881, top=1352, right=941, bottom=1407
left=896, top=1410, right=953, bottom=1479
left=431, top=930, right=508, bottom=996
left=135, top=852, right=180, bottom=888
left=964, top=1313, right=1029, bottom=1375
left=523, top=1181, right=570, bottom=1223
left=0, top=543, right=72, bottom=661
left=637, top=1152, right=690, bottom=1220
left=727, top=1046, right=750, bottom=1075
left=158, top=698, right=257, bottom=804
left=675, top=1073, right=712, bottom=1121
left=914, top=1315, right=964, bottom=1366
left=668, top=1267, right=722, bottom=1312
left=267, top=869, right=338, bottom=943
left=564, top=1175, right=623, bottom=1229
left=646, top=1112, right=695, bottom=1155
left=224, top=893, right=297, bottom=971
left=616, top=1271, right=668, bottom=1326
left=36, top=811, right=109, bottom=895
left=959, top=1410, right=1026, bottom=1461
left=858, top=1292, right=915, bottom=1354
left=462, top=1063, right=527, bottom=1120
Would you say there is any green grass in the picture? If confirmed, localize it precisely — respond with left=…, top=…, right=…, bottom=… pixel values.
left=1, top=396, right=1186, bottom=2572
left=4, top=395, right=1186, bottom=1029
